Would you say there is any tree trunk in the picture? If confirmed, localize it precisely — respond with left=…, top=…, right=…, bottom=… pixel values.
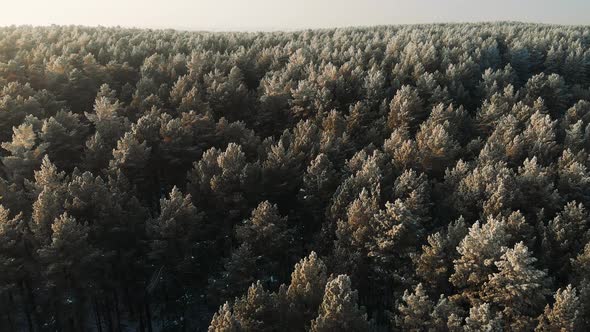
left=5, top=292, right=16, bottom=332
left=94, top=297, right=103, bottom=332
left=138, top=302, right=146, bottom=332
left=113, top=289, right=122, bottom=332
left=144, top=293, right=153, bottom=332
left=20, top=281, right=34, bottom=332
left=104, top=297, right=114, bottom=332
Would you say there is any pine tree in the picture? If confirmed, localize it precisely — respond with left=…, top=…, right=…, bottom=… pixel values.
left=387, top=85, right=425, bottom=134
left=392, top=169, right=432, bottom=227
left=37, top=213, right=102, bottom=331
left=291, top=78, right=319, bottom=120
left=383, top=128, right=418, bottom=172
left=521, top=111, right=558, bottom=164
left=205, top=66, right=252, bottom=122
left=450, top=216, right=510, bottom=304
left=285, top=252, right=328, bottom=330
left=464, top=303, right=503, bottom=332
left=28, top=155, right=66, bottom=194
left=31, top=185, right=65, bottom=245
left=478, top=114, right=523, bottom=166
left=147, top=186, right=206, bottom=282
left=188, top=143, right=259, bottom=223
left=232, top=281, right=281, bottom=332
left=482, top=242, right=550, bottom=330
left=209, top=243, right=257, bottom=304
left=211, top=201, right=293, bottom=303
left=516, top=157, right=560, bottom=218
left=429, top=295, right=464, bottom=332
left=111, top=131, right=149, bottom=166
left=416, top=121, right=460, bottom=177
left=0, top=83, right=43, bottom=143
left=476, top=85, right=517, bottom=134
left=346, top=101, right=385, bottom=148
left=299, top=153, right=338, bottom=234
left=2, top=121, right=48, bottom=183
left=83, top=90, right=130, bottom=171
left=536, top=285, right=582, bottom=332
left=0, top=205, right=28, bottom=291
left=557, top=149, right=590, bottom=205
left=335, top=188, right=379, bottom=260
left=40, top=110, right=88, bottom=171
left=571, top=244, right=590, bottom=328
left=328, top=150, right=383, bottom=224
left=0, top=204, right=35, bottom=331
left=415, top=217, right=468, bottom=293
left=208, top=302, right=240, bottom=332
left=310, top=275, right=369, bottom=332
left=543, top=201, right=590, bottom=280
left=395, top=283, right=435, bottom=330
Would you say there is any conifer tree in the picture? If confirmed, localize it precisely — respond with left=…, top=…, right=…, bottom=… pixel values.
left=0, top=206, right=28, bottom=290
left=482, top=242, right=550, bottom=330
left=188, top=143, right=259, bottom=223
left=536, top=285, right=582, bottom=332
left=383, top=128, right=418, bottom=172
left=147, top=186, right=206, bottom=282
left=450, top=216, right=510, bottom=304
left=40, top=110, right=88, bottom=171
left=211, top=201, right=293, bottom=303
left=299, top=153, right=338, bottom=234
left=395, top=283, right=435, bottom=330
left=387, top=85, right=425, bottom=134
left=543, top=201, right=590, bottom=279
left=464, top=303, right=503, bottom=332
left=310, top=275, right=369, bottom=332
left=2, top=121, right=48, bottom=183
left=415, top=217, right=468, bottom=293
left=37, top=213, right=102, bottom=331
left=416, top=121, right=460, bottom=177
left=231, top=281, right=281, bottom=332
left=208, top=302, right=240, bottom=332
left=285, top=252, right=328, bottom=330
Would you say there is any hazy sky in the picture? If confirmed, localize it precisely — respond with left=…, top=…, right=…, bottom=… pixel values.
left=1, top=0, right=589, bottom=31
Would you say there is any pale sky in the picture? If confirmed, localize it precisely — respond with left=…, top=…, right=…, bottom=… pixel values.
left=1, top=0, right=589, bottom=31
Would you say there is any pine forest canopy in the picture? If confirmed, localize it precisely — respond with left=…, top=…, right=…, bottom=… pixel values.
left=0, top=22, right=590, bottom=331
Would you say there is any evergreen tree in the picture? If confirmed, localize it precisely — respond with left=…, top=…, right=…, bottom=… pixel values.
left=211, top=201, right=293, bottom=303
left=387, top=85, right=425, bottom=134
left=2, top=120, right=48, bottom=184
left=310, top=275, right=369, bottom=332
left=299, top=153, right=338, bottom=234
left=450, top=216, right=510, bottom=304
left=536, top=285, right=582, bottom=332
left=37, top=213, right=102, bottom=331
left=208, top=302, right=240, bottom=332
left=395, top=283, right=435, bottom=331
left=543, top=201, right=590, bottom=280
left=285, top=251, right=328, bottom=330
left=463, top=303, right=503, bottom=332
left=231, top=281, right=282, bottom=332
left=416, top=121, right=460, bottom=177
left=147, top=186, right=206, bottom=284
left=415, top=217, right=468, bottom=293
left=482, top=242, right=550, bottom=331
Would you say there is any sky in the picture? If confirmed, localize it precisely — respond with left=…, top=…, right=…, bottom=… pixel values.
left=1, top=0, right=589, bottom=31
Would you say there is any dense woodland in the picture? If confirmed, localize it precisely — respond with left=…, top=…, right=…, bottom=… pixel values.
left=1, top=22, right=590, bottom=331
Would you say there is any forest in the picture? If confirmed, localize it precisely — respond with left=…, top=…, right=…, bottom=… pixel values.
left=0, top=22, right=590, bottom=331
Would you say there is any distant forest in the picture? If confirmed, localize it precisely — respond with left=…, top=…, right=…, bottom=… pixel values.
left=1, top=22, right=590, bottom=331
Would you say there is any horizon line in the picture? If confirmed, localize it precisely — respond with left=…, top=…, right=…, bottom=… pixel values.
left=1, top=20, right=588, bottom=34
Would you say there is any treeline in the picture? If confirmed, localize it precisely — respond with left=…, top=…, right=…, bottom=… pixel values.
left=0, top=22, right=590, bottom=331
